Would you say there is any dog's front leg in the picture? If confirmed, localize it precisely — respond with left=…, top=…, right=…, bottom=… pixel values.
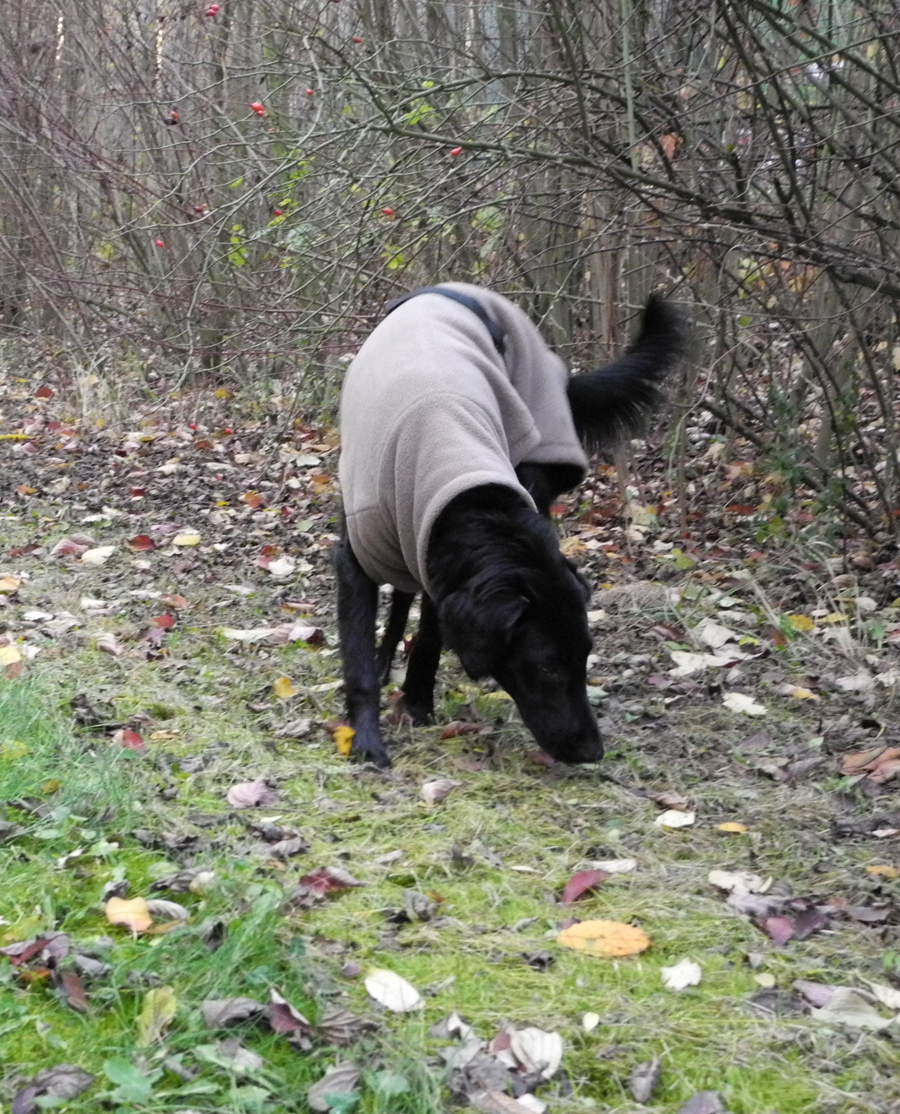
left=400, top=593, right=441, bottom=726
left=335, top=537, right=391, bottom=767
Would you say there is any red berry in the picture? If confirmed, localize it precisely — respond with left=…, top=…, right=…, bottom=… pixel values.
left=381, top=207, right=394, bottom=216
left=450, top=146, right=463, bottom=157
left=273, top=209, right=283, bottom=216
left=223, top=427, right=233, bottom=435
left=305, top=88, right=314, bottom=96
left=189, top=423, right=196, bottom=430
left=250, top=101, right=265, bottom=115
left=155, top=239, right=165, bottom=247
left=352, top=36, right=362, bottom=43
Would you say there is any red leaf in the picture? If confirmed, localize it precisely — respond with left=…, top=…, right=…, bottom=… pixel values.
left=126, top=535, right=155, bottom=552
left=112, top=728, right=146, bottom=753
left=439, top=721, right=483, bottom=740
left=152, top=613, right=176, bottom=629
left=0, top=937, right=52, bottom=966
left=560, top=870, right=609, bottom=905
left=297, top=865, right=364, bottom=897
left=58, top=970, right=89, bottom=1012
left=34, top=386, right=54, bottom=399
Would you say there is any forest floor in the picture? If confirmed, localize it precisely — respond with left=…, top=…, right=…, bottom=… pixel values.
left=1, top=367, right=900, bottom=1114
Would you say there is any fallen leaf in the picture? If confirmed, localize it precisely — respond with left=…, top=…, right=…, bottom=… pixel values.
left=678, top=1092, right=726, bottom=1114
left=266, top=555, right=296, bottom=579
left=226, top=778, right=277, bottom=808
left=865, top=864, right=899, bottom=879
left=137, top=986, right=177, bottom=1046
left=508, top=1026, right=563, bottom=1079
left=57, top=970, right=89, bottom=1013
left=294, top=865, right=365, bottom=901
left=10, top=1064, right=94, bottom=1114
left=761, top=916, right=794, bottom=945
left=201, top=997, right=265, bottom=1028
left=80, top=545, right=116, bottom=566
left=0, top=576, right=22, bottom=592
left=695, top=618, right=738, bottom=648
left=779, top=684, right=820, bottom=701
left=787, top=614, right=815, bottom=632
left=195, top=1038, right=264, bottom=1073
left=268, top=989, right=313, bottom=1038
left=439, top=720, right=485, bottom=739
left=661, top=958, right=702, bottom=990
left=810, top=987, right=892, bottom=1029
left=582, top=1011, right=600, bottom=1032
left=557, top=920, right=650, bottom=958
left=590, top=857, right=637, bottom=874
left=105, top=897, right=153, bottom=935
left=172, top=531, right=201, bottom=547
left=717, top=822, right=749, bottom=833
left=653, top=790, right=690, bottom=810
left=307, top=1062, right=360, bottom=1113
left=629, top=1057, right=662, bottom=1104
left=654, top=809, right=696, bottom=829
left=708, top=869, right=767, bottom=894
left=421, top=778, right=462, bottom=804
left=722, top=692, right=767, bottom=716
left=273, top=676, right=296, bottom=699
left=334, top=726, right=354, bottom=756
left=112, top=728, right=145, bottom=752
left=560, top=870, right=609, bottom=904
left=864, top=981, right=900, bottom=1011
left=125, top=535, right=155, bottom=551
left=0, top=644, right=23, bottom=665
left=836, top=670, right=874, bottom=693
left=145, top=899, right=190, bottom=922
left=364, top=967, right=424, bottom=1012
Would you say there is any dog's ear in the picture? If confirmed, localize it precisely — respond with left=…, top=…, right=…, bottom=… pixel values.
left=438, top=583, right=528, bottom=679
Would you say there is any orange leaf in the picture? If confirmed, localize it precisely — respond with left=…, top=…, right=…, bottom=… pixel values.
left=557, top=919, right=650, bottom=958
left=106, top=897, right=153, bottom=935
left=866, top=865, right=899, bottom=879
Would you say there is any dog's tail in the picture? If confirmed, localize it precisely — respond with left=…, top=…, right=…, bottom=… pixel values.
left=567, top=295, right=687, bottom=451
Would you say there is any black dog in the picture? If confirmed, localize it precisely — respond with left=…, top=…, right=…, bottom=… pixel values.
left=335, top=286, right=684, bottom=768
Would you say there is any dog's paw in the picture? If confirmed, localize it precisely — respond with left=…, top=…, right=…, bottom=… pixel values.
left=350, top=734, right=392, bottom=768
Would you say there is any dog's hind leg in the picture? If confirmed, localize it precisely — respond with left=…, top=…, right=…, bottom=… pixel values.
left=400, top=593, right=442, bottom=726
left=335, top=537, right=391, bottom=767
left=376, top=589, right=414, bottom=687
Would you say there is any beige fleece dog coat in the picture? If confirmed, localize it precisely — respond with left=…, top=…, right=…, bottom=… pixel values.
left=339, top=282, right=588, bottom=593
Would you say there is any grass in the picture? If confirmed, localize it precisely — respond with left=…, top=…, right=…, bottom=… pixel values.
left=2, top=426, right=900, bottom=1112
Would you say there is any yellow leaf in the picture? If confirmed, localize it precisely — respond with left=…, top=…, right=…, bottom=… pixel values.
left=0, top=577, right=22, bottom=593
left=1, top=740, right=29, bottom=760
left=137, top=985, right=177, bottom=1046
left=214, top=388, right=233, bottom=399
left=787, top=614, right=815, bottom=632
left=173, top=531, right=201, bottom=547
left=557, top=919, right=650, bottom=958
left=106, top=896, right=153, bottom=935
left=559, top=537, right=586, bottom=558
left=784, top=686, right=820, bottom=701
left=866, top=864, right=899, bottom=879
left=42, top=779, right=62, bottom=794
left=821, top=612, right=847, bottom=624
left=0, top=645, right=23, bottom=665
left=273, top=676, right=296, bottom=699
left=334, top=725, right=355, bottom=756
left=718, top=822, right=749, bottom=833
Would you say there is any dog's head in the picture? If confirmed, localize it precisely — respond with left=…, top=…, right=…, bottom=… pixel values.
left=438, top=556, right=603, bottom=764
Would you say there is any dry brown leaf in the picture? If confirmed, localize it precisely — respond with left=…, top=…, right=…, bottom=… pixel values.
left=557, top=919, right=650, bottom=958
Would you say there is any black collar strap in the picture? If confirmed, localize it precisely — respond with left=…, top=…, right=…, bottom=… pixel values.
left=384, top=285, right=506, bottom=357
